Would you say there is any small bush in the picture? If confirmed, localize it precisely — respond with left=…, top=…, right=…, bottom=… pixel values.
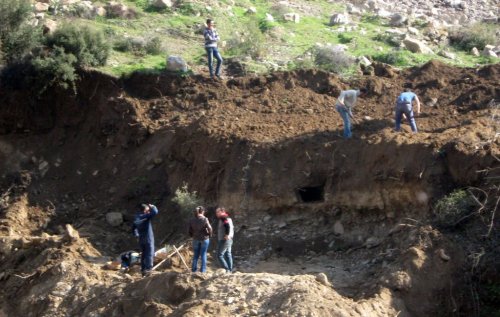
left=31, top=47, right=78, bottom=92
left=338, top=33, right=354, bottom=44
left=372, top=51, right=411, bottom=66
left=449, top=23, right=499, bottom=51
left=114, top=36, right=164, bottom=56
left=433, top=189, right=476, bottom=227
left=227, top=19, right=268, bottom=59
left=171, top=183, right=203, bottom=219
left=313, top=46, right=354, bottom=73
left=45, top=23, right=110, bottom=67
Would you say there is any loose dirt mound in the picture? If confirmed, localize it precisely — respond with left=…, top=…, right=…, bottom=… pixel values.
left=0, top=60, right=498, bottom=316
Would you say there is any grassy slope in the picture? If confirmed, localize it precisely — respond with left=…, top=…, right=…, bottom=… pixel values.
left=71, top=0, right=498, bottom=76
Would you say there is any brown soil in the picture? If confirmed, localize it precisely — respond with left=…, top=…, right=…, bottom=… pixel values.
left=0, top=60, right=499, bottom=317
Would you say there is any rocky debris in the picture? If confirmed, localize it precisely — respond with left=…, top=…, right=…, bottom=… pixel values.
left=283, top=13, right=300, bottom=23
left=151, top=0, right=173, bottom=9
left=403, top=38, right=434, bottom=54
left=329, top=13, right=349, bottom=26
left=471, top=47, right=480, bottom=56
left=358, top=56, right=372, bottom=67
left=166, top=56, right=188, bottom=72
left=105, top=212, right=123, bottom=227
left=94, top=6, right=106, bottom=17
left=386, top=270, right=412, bottom=291
left=333, top=220, right=344, bottom=235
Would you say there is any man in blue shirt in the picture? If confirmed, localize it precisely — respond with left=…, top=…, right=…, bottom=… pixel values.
left=132, top=203, right=159, bottom=277
left=203, top=18, right=223, bottom=80
left=395, top=88, right=421, bottom=133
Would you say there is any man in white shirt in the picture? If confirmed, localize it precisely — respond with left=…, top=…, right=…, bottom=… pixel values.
left=335, top=88, right=367, bottom=139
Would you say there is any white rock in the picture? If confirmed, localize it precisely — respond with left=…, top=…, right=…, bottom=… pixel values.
left=246, top=6, right=257, bottom=14
left=482, top=45, right=498, bottom=58
left=333, top=221, right=344, bottom=235
left=106, top=212, right=123, bottom=227
left=283, top=13, right=300, bottom=23
left=166, top=56, right=188, bottom=72
left=407, top=27, right=419, bottom=35
left=34, top=2, right=49, bottom=12
left=438, top=50, right=456, bottom=60
left=93, top=6, right=106, bottom=17
left=403, top=38, right=434, bottom=54
left=265, top=13, right=274, bottom=22
left=329, top=13, right=349, bottom=25
left=359, top=56, right=371, bottom=66
left=316, top=273, right=331, bottom=286
left=471, top=47, right=480, bottom=56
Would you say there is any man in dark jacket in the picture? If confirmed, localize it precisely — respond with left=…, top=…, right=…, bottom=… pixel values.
left=132, top=203, right=159, bottom=277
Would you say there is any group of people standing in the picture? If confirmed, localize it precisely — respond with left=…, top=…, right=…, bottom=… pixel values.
left=131, top=203, right=234, bottom=277
left=188, top=206, right=234, bottom=273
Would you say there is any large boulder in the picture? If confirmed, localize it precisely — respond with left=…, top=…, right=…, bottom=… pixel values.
left=166, top=56, right=188, bottom=72
left=283, top=13, right=300, bottom=23
left=403, top=38, right=434, bottom=54
left=329, top=13, right=349, bottom=25
left=151, top=0, right=173, bottom=10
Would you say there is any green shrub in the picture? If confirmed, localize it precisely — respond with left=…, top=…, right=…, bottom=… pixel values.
left=0, top=0, right=41, bottom=63
left=31, top=47, right=78, bottom=92
left=227, top=19, right=268, bottom=59
left=313, top=46, right=354, bottom=73
left=449, top=23, right=499, bottom=51
left=433, top=189, right=476, bottom=227
left=338, top=33, right=354, bottom=44
left=171, top=183, right=203, bottom=219
left=45, top=23, right=110, bottom=67
left=114, top=36, right=164, bottom=56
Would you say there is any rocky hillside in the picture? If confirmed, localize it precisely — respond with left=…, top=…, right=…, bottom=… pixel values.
left=27, top=0, right=500, bottom=75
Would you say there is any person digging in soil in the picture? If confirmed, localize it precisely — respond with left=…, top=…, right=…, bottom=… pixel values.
left=204, top=18, right=223, bottom=80
left=216, top=207, right=234, bottom=273
left=395, top=88, right=421, bottom=133
left=188, top=206, right=213, bottom=273
left=132, top=203, right=159, bottom=277
left=335, top=88, right=367, bottom=139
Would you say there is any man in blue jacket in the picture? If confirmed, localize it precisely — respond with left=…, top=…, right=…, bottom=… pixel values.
left=132, top=203, right=159, bottom=277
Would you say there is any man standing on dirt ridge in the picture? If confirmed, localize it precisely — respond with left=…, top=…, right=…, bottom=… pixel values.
left=132, top=203, right=159, bottom=277
left=395, top=87, right=421, bottom=133
left=335, top=88, right=367, bottom=139
left=216, top=207, right=234, bottom=273
left=204, top=18, right=223, bottom=80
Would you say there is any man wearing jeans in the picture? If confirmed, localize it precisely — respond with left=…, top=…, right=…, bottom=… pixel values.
left=188, top=206, right=212, bottom=273
left=335, top=88, right=366, bottom=139
left=204, top=18, right=223, bottom=79
left=132, top=203, right=159, bottom=277
left=395, top=88, right=420, bottom=133
left=216, top=207, right=234, bottom=273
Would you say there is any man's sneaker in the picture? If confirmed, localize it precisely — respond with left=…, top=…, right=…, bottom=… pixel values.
left=142, top=270, right=152, bottom=277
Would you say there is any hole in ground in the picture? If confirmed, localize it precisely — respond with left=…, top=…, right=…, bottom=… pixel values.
left=297, top=185, right=324, bottom=203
